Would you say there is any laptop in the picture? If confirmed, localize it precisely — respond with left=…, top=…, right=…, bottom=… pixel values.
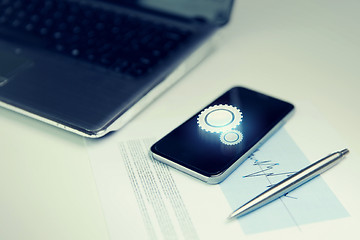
left=0, top=0, right=234, bottom=138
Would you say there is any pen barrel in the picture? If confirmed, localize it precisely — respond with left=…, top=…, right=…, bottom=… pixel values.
left=280, top=151, right=345, bottom=190
left=229, top=149, right=348, bottom=218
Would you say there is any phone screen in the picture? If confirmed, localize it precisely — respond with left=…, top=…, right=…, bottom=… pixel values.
left=151, top=87, right=294, bottom=182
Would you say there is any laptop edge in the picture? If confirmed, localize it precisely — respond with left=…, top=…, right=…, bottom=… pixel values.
left=0, top=35, right=216, bottom=138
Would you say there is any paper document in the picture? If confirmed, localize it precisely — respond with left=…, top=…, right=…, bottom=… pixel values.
left=221, top=129, right=348, bottom=234
left=86, top=102, right=358, bottom=240
left=118, top=139, right=198, bottom=239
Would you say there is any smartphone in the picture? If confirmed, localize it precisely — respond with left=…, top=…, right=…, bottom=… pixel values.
left=150, top=87, right=294, bottom=184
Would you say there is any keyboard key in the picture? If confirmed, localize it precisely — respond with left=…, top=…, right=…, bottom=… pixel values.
left=0, top=0, right=193, bottom=77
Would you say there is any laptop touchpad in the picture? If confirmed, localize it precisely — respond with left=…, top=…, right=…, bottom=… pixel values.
left=0, top=50, right=33, bottom=87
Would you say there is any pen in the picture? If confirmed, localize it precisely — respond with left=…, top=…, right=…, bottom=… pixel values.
left=228, top=148, right=349, bottom=219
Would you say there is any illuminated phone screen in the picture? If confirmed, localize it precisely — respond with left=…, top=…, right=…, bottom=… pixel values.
left=151, top=87, right=294, bottom=180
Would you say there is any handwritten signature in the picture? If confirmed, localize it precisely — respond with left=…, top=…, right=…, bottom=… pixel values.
left=243, top=153, right=297, bottom=199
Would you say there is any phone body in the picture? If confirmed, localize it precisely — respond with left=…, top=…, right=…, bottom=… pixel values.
left=150, top=87, right=295, bottom=184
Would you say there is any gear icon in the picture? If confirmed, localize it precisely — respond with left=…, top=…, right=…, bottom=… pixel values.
left=220, top=130, right=243, bottom=145
left=197, top=104, right=243, bottom=133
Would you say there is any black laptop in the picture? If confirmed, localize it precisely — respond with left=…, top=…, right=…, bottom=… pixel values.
left=0, top=0, right=234, bottom=138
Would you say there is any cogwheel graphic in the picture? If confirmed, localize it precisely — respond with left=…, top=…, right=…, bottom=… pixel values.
left=197, top=104, right=243, bottom=133
left=220, top=130, right=243, bottom=145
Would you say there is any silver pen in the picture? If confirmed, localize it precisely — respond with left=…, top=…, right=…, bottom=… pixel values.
left=228, top=148, right=349, bottom=219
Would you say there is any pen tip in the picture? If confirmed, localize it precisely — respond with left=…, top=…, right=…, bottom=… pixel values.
left=228, top=210, right=243, bottom=220
left=227, top=214, right=235, bottom=221
left=227, top=210, right=239, bottom=219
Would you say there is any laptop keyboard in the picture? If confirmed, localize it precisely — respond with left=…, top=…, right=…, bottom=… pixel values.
left=0, top=0, right=192, bottom=77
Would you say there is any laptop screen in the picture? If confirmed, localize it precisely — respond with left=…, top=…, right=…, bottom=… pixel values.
left=139, top=0, right=233, bottom=25
left=102, top=0, right=234, bottom=25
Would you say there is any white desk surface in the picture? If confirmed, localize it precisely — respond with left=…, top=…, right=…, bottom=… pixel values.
left=1, top=1, right=359, bottom=239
